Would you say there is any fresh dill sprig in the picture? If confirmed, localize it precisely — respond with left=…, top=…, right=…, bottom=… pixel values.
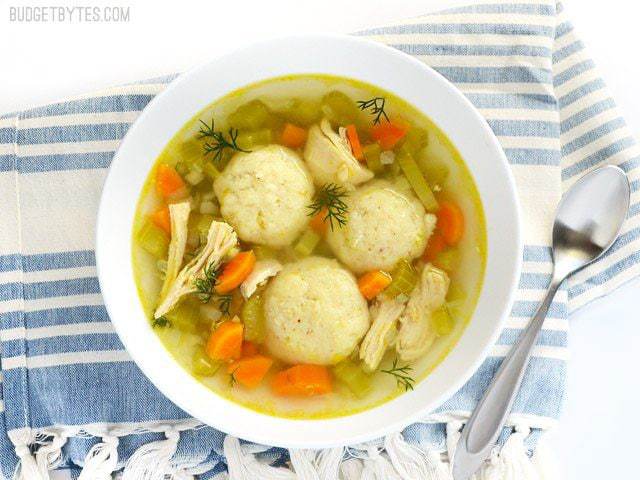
left=228, top=367, right=238, bottom=387
left=381, top=358, right=415, bottom=391
left=307, top=183, right=349, bottom=231
left=152, top=316, right=172, bottom=329
left=193, top=262, right=219, bottom=303
left=198, top=119, right=250, bottom=163
left=357, top=97, right=389, bottom=125
left=217, top=294, right=233, bottom=316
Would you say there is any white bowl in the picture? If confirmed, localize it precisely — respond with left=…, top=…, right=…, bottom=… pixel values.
left=96, top=34, right=522, bottom=448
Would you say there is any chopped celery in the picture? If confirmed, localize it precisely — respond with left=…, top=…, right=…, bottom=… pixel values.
left=175, top=161, right=189, bottom=176
left=401, top=127, right=429, bottom=154
left=397, top=147, right=439, bottom=212
left=419, top=159, right=450, bottom=186
left=253, top=245, right=277, bottom=260
left=385, top=260, right=419, bottom=298
left=363, top=143, right=384, bottom=173
left=166, top=302, right=200, bottom=333
left=241, top=294, right=265, bottom=343
left=277, top=99, right=322, bottom=126
left=293, top=229, right=321, bottom=257
left=178, top=137, right=203, bottom=165
left=192, top=348, right=221, bottom=376
left=322, top=91, right=361, bottom=126
left=228, top=100, right=276, bottom=130
left=434, top=248, right=460, bottom=271
left=333, top=360, right=372, bottom=398
left=432, top=306, right=455, bottom=336
left=137, top=221, right=169, bottom=258
left=237, top=129, right=273, bottom=150
left=203, top=162, right=221, bottom=180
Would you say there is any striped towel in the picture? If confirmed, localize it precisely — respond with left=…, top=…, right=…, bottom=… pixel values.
left=1, top=1, right=638, bottom=478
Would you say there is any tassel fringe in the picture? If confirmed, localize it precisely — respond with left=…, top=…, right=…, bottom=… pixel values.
left=8, top=420, right=560, bottom=479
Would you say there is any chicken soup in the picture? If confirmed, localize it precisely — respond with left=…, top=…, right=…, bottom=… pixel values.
left=132, top=74, right=486, bottom=418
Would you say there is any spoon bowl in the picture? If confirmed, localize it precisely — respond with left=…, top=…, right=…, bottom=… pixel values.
left=553, top=165, right=631, bottom=279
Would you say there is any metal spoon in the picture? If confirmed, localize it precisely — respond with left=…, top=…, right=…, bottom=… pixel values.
left=452, top=165, right=630, bottom=479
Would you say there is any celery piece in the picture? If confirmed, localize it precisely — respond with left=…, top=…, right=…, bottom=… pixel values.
left=401, top=127, right=429, bottom=154
left=175, top=161, right=189, bottom=176
left=138, top=221, right=169, bottom=258
left=363, top=143, right=384, bottom=173
left=279, top=99, right=322, bottom=126
left=385, top=260, right=419, bottom=298
left=322, top=91, right=361, bottom=126
left=293, top=229, right=321, bottom=257
left=236, top=129, right=273, bottom=150
left=434, top=248, right=460, bottom=271
left=179, top=137, right=204, bottom=165
left=166, top=302, right=200, bottom=333
left=397, top=147, right=439, bottom=212
left=432, top=306, right=455, bottom=336
left=192, top=348, right=221, bottom=376
left=203, top=162, right=221, bottom=180
left=419, top=159, right=450, bottom=186
left=241, top=294, right=265, bottom=343
left=228, top=100, right=275, bottom=130
left=253, top=245, right=277, bottom=260
left=333, top=360, right=372, bottom=398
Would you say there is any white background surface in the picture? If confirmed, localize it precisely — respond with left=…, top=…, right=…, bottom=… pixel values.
left=1, top=0, right=639, bottom=478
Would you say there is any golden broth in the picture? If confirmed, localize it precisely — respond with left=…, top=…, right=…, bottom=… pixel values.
left=132, top=74, right=486, bottom=419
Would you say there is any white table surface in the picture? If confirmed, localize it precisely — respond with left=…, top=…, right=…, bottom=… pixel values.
left=1, top=1, right=639, bottom=478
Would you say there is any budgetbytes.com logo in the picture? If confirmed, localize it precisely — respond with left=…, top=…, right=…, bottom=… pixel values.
left=8, top=5, right=130, bottom=23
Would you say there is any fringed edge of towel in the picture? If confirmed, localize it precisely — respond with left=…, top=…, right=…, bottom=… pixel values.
left=6, top=415, right=561, bottom=480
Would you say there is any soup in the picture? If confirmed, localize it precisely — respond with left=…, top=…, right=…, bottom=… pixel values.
left=132, top=75, right=486, bottom=419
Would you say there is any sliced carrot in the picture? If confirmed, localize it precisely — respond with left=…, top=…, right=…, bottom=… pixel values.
left=309, top=208, right=329, bottom=235
left=215, top=251, right=256, bottom=294
left=241, top=341, right=259, bottom=357
left=345, top=124, right=364, bottom=161
left=227, top=355, right=273, bottom=388
left=422, top=231, right=447, bottom=262
left=151, top=206, right=171, bottom=235
left=281, top=123, right=308, bottom=149
left=156, top=164, right=188, bottom=200
left=271, top=365, right=332, bottom=397
left=206, top=320, right=243, bottom=361
left=370, top=122, right=407, bottom=150
left=358, top=270, right=392, bottom=300
left=437, top=201, right=465, bottom=245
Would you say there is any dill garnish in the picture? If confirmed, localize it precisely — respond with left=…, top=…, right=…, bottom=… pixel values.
left=193, top=262, right=219, bottom=303
left=152, top=316, right=172, bottom=329
left=307, top=183, right=349, bottom=231
left=198, top=119, right=250, bottom=163
left=217, top=294, right=233, bottom=316
left=228, top=367, right=238, bottom=387
left=357, top=97, right=389, bottom=125
left=381, top=358, right=415, bottom=391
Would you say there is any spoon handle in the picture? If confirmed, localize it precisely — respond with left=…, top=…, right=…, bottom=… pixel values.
left=451, top=278, right=562, bottom=480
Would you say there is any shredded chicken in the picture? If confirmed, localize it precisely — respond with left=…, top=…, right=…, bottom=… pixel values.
left=396, top=264, right=450, bottom=361
left=154, top=220, right=238, bottom=318
left=304, top=118, right=374, bottom=187
left=158, top=201, right=191, bottom=302
left=240, top=259, right=283, bottom=299
left=359, top=297, right=407, bottom=371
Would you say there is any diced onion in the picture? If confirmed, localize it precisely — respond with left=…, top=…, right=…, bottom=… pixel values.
left=380, top=150, right=395, bottom=165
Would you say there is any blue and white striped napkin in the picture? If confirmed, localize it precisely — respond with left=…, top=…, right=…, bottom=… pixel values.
left=1, top=1, right=639, bottom=478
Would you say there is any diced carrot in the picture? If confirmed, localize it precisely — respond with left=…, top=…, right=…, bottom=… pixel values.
left=345, top=124, right=364, bottom=161
left=422, top=231, right=447, bottom=262
left=151, top=206, right=171, bottom=235
left=215, top=251, right=256, bottom=294
left=358, top=270, right=392, bottom=300
left=242, top=341, right=259, bottom=357
left=156, top=164, right=188, bottom=200
left=309, top=208, right=329, bottom=235
left=271, top=365, right=332, bottom=397
left=437, top=201, right=465, bottom=245
left=227, top=355, right=273, bottom=388
left=206, top=320, right=243, bottom=361
left=281, top=123, right=308, bottom=149
left=370, top=122, right=407, bottom=150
